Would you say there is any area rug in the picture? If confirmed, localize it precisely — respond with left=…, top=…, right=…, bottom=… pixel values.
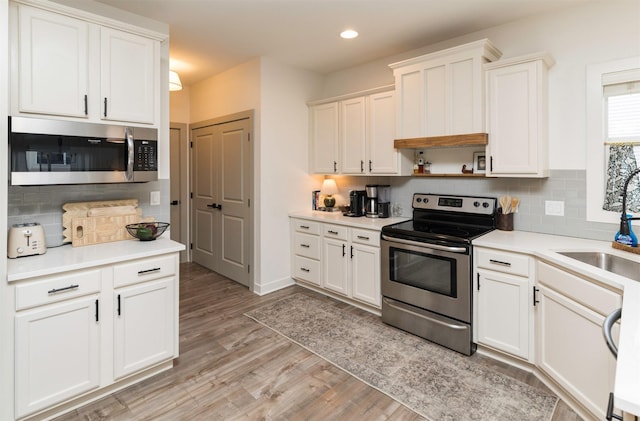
left=245, top=293, right=558, bottom=421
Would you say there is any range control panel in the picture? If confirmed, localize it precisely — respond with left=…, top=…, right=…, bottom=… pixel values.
left=412, top=193, right=497, bottom=215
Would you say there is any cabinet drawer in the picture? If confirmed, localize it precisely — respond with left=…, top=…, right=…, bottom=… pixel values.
left=323, top=224, right=348, bottom=240
left=294, top=256, right=321, bottom=286
left=113, top=254, right=176, bottom=288
left=294, top=232, right=320, bottom=259
left=350, top=228, right=379, bottom=247
left=476, top=248, right=530, bottom=277
left=16, top=269, right=102, bottom=311
left=292, top=219, right=321, bottom=235
left=537, top=261, right=621, bottom=316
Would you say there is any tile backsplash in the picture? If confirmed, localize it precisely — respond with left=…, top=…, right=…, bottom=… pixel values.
left=325, top=170, right=618, bottom=242
left=8, top=180, right=170, bottom=247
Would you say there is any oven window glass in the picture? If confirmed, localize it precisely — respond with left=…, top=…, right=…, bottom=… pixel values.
left=11, top=133, right=126, bottom=172
left=389, top=247, right=457, bottom=297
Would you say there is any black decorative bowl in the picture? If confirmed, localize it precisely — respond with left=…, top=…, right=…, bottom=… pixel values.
left=126, top=222, right=169, bottom=241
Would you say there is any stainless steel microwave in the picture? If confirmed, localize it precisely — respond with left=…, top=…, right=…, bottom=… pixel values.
left=9, top=116, right=158, bottom=186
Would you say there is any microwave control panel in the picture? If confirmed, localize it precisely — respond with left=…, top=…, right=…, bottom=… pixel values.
left=135, top=140, right=158, bottom=171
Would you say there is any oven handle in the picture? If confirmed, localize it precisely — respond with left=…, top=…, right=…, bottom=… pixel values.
left=383, top=298, right=468, bottom=331
left=381, top=235, right=468, bottom=254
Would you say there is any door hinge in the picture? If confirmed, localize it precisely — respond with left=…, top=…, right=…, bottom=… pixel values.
left=190, top=141, right=193, bottom=148
left=190, top=243, right=193, bottom=250
left=190, top=192, right=193, bottom=199
left=248, top=198, right=250, bottom=207
left=248, top=133, right=251, bottom=142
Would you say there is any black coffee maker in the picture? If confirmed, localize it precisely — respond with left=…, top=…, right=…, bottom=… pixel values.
left=345, top=190, right=366, bottom=217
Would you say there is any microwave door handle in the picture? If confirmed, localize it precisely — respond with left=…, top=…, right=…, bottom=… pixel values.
left=381, top=234, right=467, bottom=253
left=125, top=128, right=134, bottom=181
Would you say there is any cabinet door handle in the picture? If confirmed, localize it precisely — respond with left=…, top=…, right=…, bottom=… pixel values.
left=533, top=286, right=540, bottom=306
left=84, top=94, right=88, bottom=115
left=489, top=259, right=511, bottom=267
left=333, top=161, right=337, bottom=173
left=477, top=273, right=480, bottom=291
left=490, top=156, right=493, bottom=172
left=357, top=235, right=370, bottom=240
left=117, top=294, right=121, bottom=316
left=48, top=284, right=79, bottom=294
left=300, top=244, right=310, bottom=248
left=350, top=245, right=353, bottom=259
left=360, top=160, right=364, bottom=173
left=369, top=160, right=372, bottom=172
left=342, top=244, right=346, bottom=257
left=95, top=299, right=99, bottom=322
left=603, top=308, right=622, bottom=359
left=606, top=393, right=623, bottom=421
left=103, top=97, right=108, bottom=117
left=138, top=267, right=161, bottom=275
left=327, top=230, right=338, bottom=235
left=300, top=267, right=310, bottom=273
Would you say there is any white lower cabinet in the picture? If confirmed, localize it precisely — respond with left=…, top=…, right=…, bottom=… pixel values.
left=474, top=247, right=534, bottom=361
left=13, top=252, right=179, bottom=420
left=537, top=261, right=621, bottom=420
left=291, top=217, right=381, bottom=309
left=15, top=295, right=101, bottom=418
left=114, top=278, right=175, bottom=379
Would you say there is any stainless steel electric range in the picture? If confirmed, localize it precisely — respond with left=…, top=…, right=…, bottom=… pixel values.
left=380, top=193, right=497, bottom=355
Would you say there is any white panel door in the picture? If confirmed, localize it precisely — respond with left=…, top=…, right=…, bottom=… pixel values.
left=15, top=296, right=100, bottom=418
left=18, top=4, right=89, bottom=117
left=114, top=278, right=175, bottom=379
left=100, top=27, right=156, bottom=124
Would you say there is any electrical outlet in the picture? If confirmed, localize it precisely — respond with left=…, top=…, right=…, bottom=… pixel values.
left=545, top=200, right=564, bottom=216
left=150, top=191, right=160, bottom=206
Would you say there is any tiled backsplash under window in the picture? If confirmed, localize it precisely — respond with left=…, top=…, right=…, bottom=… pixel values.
left=329, top=170, right=618, bottom=243
left=8, top=180, right=170, bottom=247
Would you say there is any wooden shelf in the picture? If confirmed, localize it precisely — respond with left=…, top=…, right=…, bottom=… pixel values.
left=412, top=173, right=486, bottom=178
left=394, top=133, right=488, bottom=149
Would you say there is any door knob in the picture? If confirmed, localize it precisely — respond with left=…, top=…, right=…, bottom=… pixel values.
left=170, top=200, right=180, bottom=206
left=215, top=204, right=222, bottom=210
left=206, top=203, right=217, bottom=208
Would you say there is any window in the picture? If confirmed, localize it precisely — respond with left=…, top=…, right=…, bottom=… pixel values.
left=586, top=57, right=640, bottom=223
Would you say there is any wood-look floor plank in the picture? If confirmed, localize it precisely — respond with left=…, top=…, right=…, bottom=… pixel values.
left=53, top=263, right=582, bottom=421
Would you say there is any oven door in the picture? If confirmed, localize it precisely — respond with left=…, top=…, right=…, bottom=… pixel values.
left=381, top=235, right=471, bottom=323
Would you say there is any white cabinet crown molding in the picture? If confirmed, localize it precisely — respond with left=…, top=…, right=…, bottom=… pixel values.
left=307, top=84, right=394, bottom=106
left=388, top=38, right=502, bottom=70
left=484, top=51, right=555, bottom=70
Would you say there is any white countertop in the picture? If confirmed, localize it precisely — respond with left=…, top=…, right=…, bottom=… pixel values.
left=474, top=230, right=640, bottom=416
left=7, top=236, right=186, bottom=282
left=289, top=210, right=410, bottom=230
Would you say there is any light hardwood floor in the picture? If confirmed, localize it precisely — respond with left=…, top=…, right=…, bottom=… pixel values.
left=55, top=263, right=582, bottom=421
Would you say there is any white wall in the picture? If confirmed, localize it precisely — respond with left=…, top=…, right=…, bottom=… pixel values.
left=170, top=86, right=190, bottom=124
left=321, top=0, right=640, bottom=171
left=256, top=57, right=323, bottom=294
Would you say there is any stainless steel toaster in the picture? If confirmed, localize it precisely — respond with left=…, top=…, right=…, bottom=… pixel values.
left=8, top=222, right=47, bottom=258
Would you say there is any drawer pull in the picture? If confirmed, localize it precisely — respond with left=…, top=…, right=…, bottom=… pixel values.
left=357, top=235, right=370, bottom=240
left=47, top=284, right=79, bottom=295
left=300, top=267, right=310, bottom=272
left=489, top=259, right=511, bottom=267
left=328, top=230, right=339, bottom=235
left=300, top=225, right=310, bottom=229
left=138, top=267, right=161, bottom=275
left=300, top=244, right=310, bottom=248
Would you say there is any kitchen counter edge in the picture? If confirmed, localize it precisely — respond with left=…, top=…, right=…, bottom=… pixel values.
left=289, top=210, right=410, bottom=230
left=473, top=229, right=640, bottom=417
left=7, top=236, right=186, bottom=282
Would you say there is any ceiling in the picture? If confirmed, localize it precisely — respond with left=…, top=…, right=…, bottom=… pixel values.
left=95, top=0, right=596, bottom=87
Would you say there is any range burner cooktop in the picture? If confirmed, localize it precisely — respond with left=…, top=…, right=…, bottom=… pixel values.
left=381, top=193, right=498, bottom=244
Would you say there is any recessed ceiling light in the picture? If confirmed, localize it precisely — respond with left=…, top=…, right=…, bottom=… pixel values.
left=340, top=29, right=358, bottom=39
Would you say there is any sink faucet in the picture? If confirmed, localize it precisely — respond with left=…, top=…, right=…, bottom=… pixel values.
left=619, top=168, right=640, bottom=236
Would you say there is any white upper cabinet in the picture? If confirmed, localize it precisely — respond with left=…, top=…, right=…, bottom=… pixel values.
left=310, top=102, right=340, bottom=174
left=100, top=27, right=157, bottom=124
left=309, top=87, right=412, bottom=175
left=485, top=53, right=554, bottom=177
left=11, top=1, right=162, bottom=127
left=16, top=4, right=90, bottom=118
left=389, top=39, right=502, bottom=139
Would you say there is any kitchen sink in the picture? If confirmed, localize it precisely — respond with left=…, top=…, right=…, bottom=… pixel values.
left=558, top=251, right=640, bottom=282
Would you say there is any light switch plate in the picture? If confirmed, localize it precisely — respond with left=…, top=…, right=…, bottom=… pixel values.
left=545, top=200, right=564, bottom=216
left=150, top=191, right=160, bottom=206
